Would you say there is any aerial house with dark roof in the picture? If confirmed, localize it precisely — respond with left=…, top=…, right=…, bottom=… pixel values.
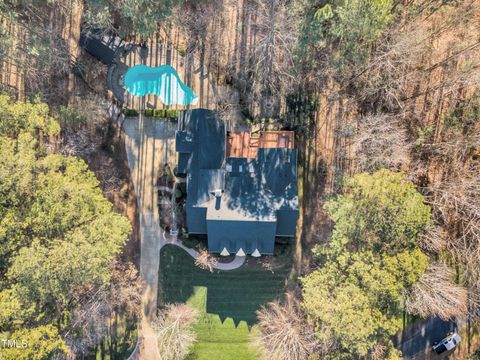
left=175, top=109, right=298, bottom=256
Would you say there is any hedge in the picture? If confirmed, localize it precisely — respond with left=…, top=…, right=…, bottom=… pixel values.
left=122, top=108, right=139, bottom=116
left=122, top=108, right=179, bottom=118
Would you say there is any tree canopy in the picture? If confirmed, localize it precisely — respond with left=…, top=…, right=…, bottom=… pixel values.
left=297, top=0, right=394, bottom=69
left=85, top=0, right=177, bottom=37
left=324, top=169, right=432, bottom=254
left=0, top=325, right=67, bottom=360
left=302, top=170, right=431, bottom=358
left=0, top=95, right=131, bottom=354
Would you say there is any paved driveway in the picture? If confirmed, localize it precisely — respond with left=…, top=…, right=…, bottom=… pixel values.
left=124, top=114, right=175, bottom=360
left=393, top=317, right=458, bottom=359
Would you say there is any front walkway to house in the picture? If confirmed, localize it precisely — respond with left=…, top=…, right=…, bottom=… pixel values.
left=122, top=114, right=245, bottom=360
left=162, top=231, right=246, bottom=270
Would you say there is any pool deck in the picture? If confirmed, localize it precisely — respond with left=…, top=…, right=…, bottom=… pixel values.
left=124, top=64, right=198, bottom=106
left=110, top=35, right=216, bottom=110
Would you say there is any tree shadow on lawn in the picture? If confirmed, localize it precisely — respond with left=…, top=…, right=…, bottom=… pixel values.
left=158, top=245, right=292, bottom=326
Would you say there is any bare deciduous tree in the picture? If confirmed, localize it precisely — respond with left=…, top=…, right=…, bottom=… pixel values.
left=351, top=1, right=480, bottom=114
left=194, top=249, right=218, bottom=272
left=350, top=26, right=428, bottom=112
left=58, top=95, right=109, bottom=156
left=67, top=285, right=112, bottom=354
left=406, top=263, right=468, bottom=320
left=428, top=166, right=480, bottom=269
left=0, top=2, right=77, bottom=103
left=351, top=114, right=411, bottom=172
left=153, top=304, right=199, bottom=360
left=213, top=85, right=247, bottom=130
left=369, top=343, right=387, bottom=360
left=255, top=293, right=319, bottom=360
left=418, top=226, right=448, bottom=254
left=66, top=261, right=143, bottom=355
left=109, top=262, right=144, bottom=318
left=249, top=0, right=299, bottom=118
left=466, top=277, right=480, bottom=321
left=419, top=100, right=480, bottom=326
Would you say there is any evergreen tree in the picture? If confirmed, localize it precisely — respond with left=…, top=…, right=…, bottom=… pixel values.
left=302, top=170, right=431, bottom=358
left=0, top=95, right=131, bottom=355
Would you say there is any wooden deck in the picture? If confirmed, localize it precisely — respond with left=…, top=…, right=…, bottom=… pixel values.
left=227, top=131, right=295, bottom=158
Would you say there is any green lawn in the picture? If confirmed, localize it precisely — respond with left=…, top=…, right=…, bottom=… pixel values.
left=159, top=245, right=292, bottom=360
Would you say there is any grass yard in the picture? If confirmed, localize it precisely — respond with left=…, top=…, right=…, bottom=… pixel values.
left=159, top=245, right=293, bottom=360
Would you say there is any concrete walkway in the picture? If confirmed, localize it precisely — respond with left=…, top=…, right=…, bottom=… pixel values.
left=162, top=231, right=246, bottom=270
left=123, top=115, right=245, bottom=360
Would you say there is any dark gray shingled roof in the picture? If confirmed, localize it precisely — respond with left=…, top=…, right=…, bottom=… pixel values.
left=176, top=109, right=298, bottom=255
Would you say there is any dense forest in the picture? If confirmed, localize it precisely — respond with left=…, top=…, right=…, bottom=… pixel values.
left=0, top=0, right=479, bottom=359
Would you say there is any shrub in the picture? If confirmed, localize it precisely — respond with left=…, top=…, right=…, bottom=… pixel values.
left=177, top=47, right=187, bottom=57
left=154, top=109, right=165, bottom=117
left=182, top=237, right=199, bottom=249
left=122, top=108, right=178, bottom=118
left=165, top=109, right=179, bottom=118
left=122, top=108, right=138, bottom=117
left=444, top=91, right=480, bottom=130
left=194, top=250, right=218, bottom=272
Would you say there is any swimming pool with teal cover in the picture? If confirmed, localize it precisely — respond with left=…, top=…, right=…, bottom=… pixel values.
left=124, top=64, right=198, bottom=106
